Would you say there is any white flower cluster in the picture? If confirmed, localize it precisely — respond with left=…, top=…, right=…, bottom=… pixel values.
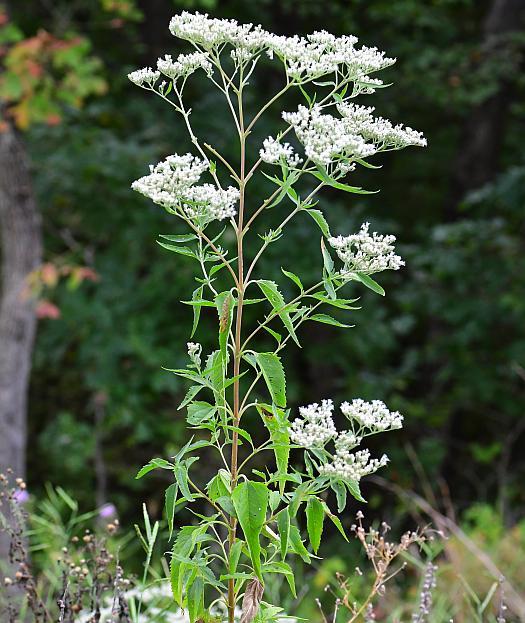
left=131, top=153, right=239, bottom=221
left=341, top=398, right=403, bottom=431
left=127, top=67, right=160, bottom=87
left=187, top=342, right=202, bottom=368
left=320, top=448, right=389, bottom=481
left=292, top=398, right=402, bottom=482
left=170, top=11, right=268, bottom=52
left=157, top=51, right=213, bottom=80
left=337, top=102, right=427, bottom=149
left=267, top=30, right=394, bottom=82
left=259, top=136, right=302, bottom=168
left=282, top=104, right=376, bottom=166
left=168, top=12, right=394, bottom=83
left=283, top=104, right=426, bottom=167
left=328, top=222, right=405, bottom=276
left=290, top=399, right=337, bottom=448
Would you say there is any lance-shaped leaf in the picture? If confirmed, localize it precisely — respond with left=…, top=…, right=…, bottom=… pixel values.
left=255, top=280, right=300, bottom=347
left=305, top=496, right=325, bottom=554
left=355, top=272, right=385, bottom=296
left=165, top=483, right=179, bottom=540
left=309, top=313, right=352, bottom=328
left=232, top=481, right=269, bottom=580
left=136, top=458, right=173, bottom=479
left=256, top=403, right=289, bottom=493
left=186, top=401, right=216, bottom=426
left=276, top=509, right=290, bottom=560
left=187, top=576, right=205, bottom=623
left=215, top=290, right=235, bottom=363
left=306, top=208, right=330, bottom=237
left=252, top=353, right=286, bottom=408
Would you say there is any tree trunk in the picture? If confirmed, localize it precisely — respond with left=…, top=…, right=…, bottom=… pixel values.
left=445, top=0, right=525, bottom=215
left=0, top=121, right=42, bottom=562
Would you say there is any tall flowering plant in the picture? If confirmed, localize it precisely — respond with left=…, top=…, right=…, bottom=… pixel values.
left=129, top=12, right=426, bottom=623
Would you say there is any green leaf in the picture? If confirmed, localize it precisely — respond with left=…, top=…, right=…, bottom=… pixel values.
left=174, top=462, right=195, bottom=502
left=310, top=294, right=360, bottom=310
left=321, top=502, right=348, bottom=541
left=276, top=509, right=290, bottom=560
left=256, top=280, right=300, bottom=347
left=231, top=481, right=269, bottom=580
left=305, top=497, right=324, bottom=554
left=207, top=471, right=230, bottom=501
left=215, top=291, right=235, bottom=363
left=312, top=167, right=378, bottom=195
left=170, top=526, right=202, bottom=606
left=288, top=524, right=311, bottom=563
left=178, top=385, right=204, bottom=410
left=165, top=483, right=179, bottom=540
left=332, top=481, right=347, bottom=513
left=355, top=272, right=385, bottom=296
left=254, top=353, right=286, bottom=408
left=186, top=401, right=216, bottom=426
left=229, top=539, right=244, bottom=575
left=281, top=268, right=303, bottom=291
left=187, top=576, right=204, bottom=623
left=156, top=241, right=197, bottom=257
left=309, top=313, right=352, bottom=328
left=256, top=404, right=290, bottom=493
left=136, top=458, right=173, bottom=479
left=262, top=561, right=296, bottom=597
left=306, top=209, right=330, bottom=237
left=190, top=285, right=204, bottom=338
left=346, top=479, right=366, bottom=503
left=159, top=234, right=198, bottom=243
left=320, top=238, right=334, bottom=274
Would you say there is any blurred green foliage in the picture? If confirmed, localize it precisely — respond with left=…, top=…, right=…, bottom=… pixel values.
left=2, top=0, right=523, bottom=534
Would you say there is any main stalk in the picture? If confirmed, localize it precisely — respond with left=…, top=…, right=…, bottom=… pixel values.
left=228, top=84, right=246, bottom=623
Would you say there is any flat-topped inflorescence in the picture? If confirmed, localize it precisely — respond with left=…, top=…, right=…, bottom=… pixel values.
left=329, top=222, right=405, bottom=276
left=131, top=153, right=239, bottom=222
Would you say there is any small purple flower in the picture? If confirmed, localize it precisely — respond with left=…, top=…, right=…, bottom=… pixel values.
left=99, top=503, right=117, bottom=519
left=13, top=489, right=30, bottom=504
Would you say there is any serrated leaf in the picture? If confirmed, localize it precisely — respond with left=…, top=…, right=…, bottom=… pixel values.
left=309, top=313, right=352, bottom=328
left=136, top=458, right=173, bottom=479
left=159, top=234, right=198, bottom=243
left=232, top=481, right=269, bottom=580
left=281, top=268, right=303, bottom=291
left=305, top=497, right=324, bottom=554
left=229, top=539, right=244, bottom=575
left=186, top=401, right=216, bottom=426
left=256, top=280, right=300, bottom=347
left=190, top=285, right=204, bottom=338
left=355, top=272, right=385, bottom=296
left=165, top=483, right=179, bottom=540
left=256, top=403, right=289, bottom=493
left=346, top=479, right=366, bottom=503
left=312, top=167, right=378, bottom=194
left=321, top=501, right=348, bottom=541
left=276, top=509, right=290, bottom=560
left=156, top=241, right=197, bottom=257
left=306, top=209, right=330, bottom=237
left=262, top=561, right=296, bottom=597
left=320, top=238, right=334, bottom=273
left=174, top=462, right=195, bottom=502
left=187, top=576, right=204, bottom=623
left=288, top=524, right=311, bottom=562
left=215, top=291, right=235, bottom=363
left=178, top=385, right=204, bottom=410
left=254, top=353, right=286, bottom=408
left=332, top=481, right=347, bottom=512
